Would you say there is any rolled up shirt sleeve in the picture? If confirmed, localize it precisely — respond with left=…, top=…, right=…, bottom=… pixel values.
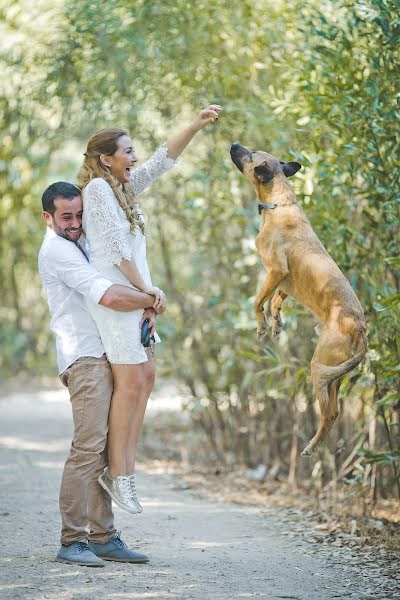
left=87, top=277, right=112, bottom=305
left=49, top=238, right=113, bottom=304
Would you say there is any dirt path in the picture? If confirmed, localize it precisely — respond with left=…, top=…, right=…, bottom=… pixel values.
left=0, top=386, right=398, bottom=600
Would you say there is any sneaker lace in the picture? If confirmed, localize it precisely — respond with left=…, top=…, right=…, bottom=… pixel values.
left=129, top=474, right=138, bottom=500
left=76, top=542, right=89, bottom=553
left=119, top=476, right=133, bottom=503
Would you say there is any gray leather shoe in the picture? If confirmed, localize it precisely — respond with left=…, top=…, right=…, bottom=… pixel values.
left=56, top=542, right=105, bottom=567
left=88, top=532, right=149, bottom=563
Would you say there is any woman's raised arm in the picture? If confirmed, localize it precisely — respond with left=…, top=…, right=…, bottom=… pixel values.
left=128, top=105, right=222, bottom=199
left=165, top=104, right=222, bottom=159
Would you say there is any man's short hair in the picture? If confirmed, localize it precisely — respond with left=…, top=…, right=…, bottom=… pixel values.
left=42, top=182, right=81, bottom=215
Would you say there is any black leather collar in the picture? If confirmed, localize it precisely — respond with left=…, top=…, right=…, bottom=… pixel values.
left=258, top=203, right=277, bottom=214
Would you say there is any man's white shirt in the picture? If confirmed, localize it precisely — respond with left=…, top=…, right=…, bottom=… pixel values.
left=38, top=228, right=112, bottom=374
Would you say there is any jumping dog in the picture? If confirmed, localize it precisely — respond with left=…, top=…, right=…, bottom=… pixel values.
left=230, top=143, right=367, bottom=455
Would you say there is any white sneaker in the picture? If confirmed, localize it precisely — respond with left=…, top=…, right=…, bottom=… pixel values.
left=98, top=467, right=141, bottom=515
left=128, top=474, right=143, bottom=513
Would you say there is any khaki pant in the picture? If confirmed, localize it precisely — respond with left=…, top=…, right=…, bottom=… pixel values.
left=59, top=354, right=116, bottom=546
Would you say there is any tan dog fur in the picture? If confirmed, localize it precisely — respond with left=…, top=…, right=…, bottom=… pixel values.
left=230, top=143, right=367, bottom=455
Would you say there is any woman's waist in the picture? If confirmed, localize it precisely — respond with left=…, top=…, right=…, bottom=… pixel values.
left=89, top=263, right=132, bottom=286
left=90, top=261, right=152, bottom=287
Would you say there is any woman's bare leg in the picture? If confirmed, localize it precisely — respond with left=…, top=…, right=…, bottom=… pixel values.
left=126, top=350, right=155, bottom=474
left=108, top=363, right=146, bottom=478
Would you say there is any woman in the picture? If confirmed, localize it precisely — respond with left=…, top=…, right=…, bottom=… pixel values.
left=78, top=105, right=222, bottom=514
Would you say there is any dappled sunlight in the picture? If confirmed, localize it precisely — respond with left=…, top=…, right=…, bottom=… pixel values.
left=1, top=389, right=68, bottom=405
left=46, top=568, right=83, bottom=577
left=138, top=462, right=183, bottom=476
left=39, top=389, right=69, bottom=403
left=146, top=380, right=187, bottom=416
left=0, top=436, right=68, bottom=453
left=139, top=500, right=186, bottom=508
left=34, top=460, right=65, bottom=469
left=108, top=594, right=174, bottom=599
left=237, top=595, right=267, bottom=598
left=188, top=541, right=233, bottom=548
left=0, top=584, right=34, bottom=592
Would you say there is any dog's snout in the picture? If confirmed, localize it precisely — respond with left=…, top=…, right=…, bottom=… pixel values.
left=230, top=142, right=249, bottom=156
left=230, top=143, right=251, bottom=172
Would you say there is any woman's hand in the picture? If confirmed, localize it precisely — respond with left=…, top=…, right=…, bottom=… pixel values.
left=193, top=105, right=222, bottom=130
left=144, top=286, right=166, bottom=311
left=153, top=303, right=166, bottom=315
left=140, top=308, right=157, bottom=337
left=165, top=104, right=222, bottom=160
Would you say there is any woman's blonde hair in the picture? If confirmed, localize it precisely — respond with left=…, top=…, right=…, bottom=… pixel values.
left=77, top=127, right=144, bottom=233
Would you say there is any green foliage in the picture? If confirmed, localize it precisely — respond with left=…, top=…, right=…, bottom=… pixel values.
left=360, top=449, right=400, bottom=466
left=1, top=0, right=399, bottom=496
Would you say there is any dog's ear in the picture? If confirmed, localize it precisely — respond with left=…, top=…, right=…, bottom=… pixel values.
left=254, top=163, right=274, bottom=184
left=280, top=161, right=302, bottom=177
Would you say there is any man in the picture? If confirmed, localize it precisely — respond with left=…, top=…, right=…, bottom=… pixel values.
left=38, top=181, right=163, bottom=567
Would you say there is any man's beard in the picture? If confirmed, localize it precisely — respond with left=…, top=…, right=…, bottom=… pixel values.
left=52, top=218, right=82, bottom=242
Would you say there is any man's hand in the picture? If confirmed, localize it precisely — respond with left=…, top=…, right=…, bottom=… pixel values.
left=143, top=285, right=167, bottom=311
left=140, top=308, right=157, bottom=336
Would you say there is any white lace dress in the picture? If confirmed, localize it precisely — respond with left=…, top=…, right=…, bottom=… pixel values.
left=82, top=145, right=176, bottom=364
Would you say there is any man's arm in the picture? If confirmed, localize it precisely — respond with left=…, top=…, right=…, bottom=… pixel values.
left=49, top=238, right=164, bottom=313
left=100, top=285, right=164, bottom=313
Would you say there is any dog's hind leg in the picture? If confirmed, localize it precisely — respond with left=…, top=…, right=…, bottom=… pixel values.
left=301, top=370, right=337, bottom=456
left=301, top=330, right=351, bottom=456
left=302, top=375, right=344, bottom=456
left=329, top=376, right=344, bottom=422
left=270, top=290, right=288, bottom=339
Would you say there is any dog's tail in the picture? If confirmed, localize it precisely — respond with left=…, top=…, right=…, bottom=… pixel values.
left=312, top=332, right=367, bottom=392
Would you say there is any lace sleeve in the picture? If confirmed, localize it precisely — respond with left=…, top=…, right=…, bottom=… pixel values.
left=129, top=144, right=178, bottom=198
left=83, top=178, right=134, bottom=267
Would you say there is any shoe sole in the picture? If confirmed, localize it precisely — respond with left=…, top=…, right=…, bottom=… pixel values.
left=101, top=557, right=150, bottom=563
left=98, top=474, right=142, bottom=515
left=55, top=557, right=105, bottom=567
